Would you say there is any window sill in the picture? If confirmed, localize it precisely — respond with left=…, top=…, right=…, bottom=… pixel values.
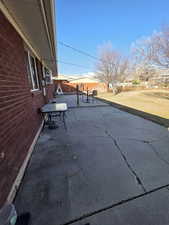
left=31, top=89, right=42, bottom=96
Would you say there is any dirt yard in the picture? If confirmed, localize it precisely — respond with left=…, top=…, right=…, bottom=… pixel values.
left=98, top=89, right=169, bottom=120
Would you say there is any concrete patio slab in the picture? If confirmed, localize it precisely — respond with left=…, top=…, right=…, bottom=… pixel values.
left=151, top=137, right=169, bottom=164
left=67, top=136, right=143, bottom=219
left=117, top=139, right=169, bottom=191
left=53, top=94, right=108, bottom=108
left=15, top=95, right=169, bottom=225
left=72, top=189, right=169, bottom=225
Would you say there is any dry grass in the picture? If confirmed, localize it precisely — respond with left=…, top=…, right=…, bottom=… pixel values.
left=98, top=89, right=169, bottom=120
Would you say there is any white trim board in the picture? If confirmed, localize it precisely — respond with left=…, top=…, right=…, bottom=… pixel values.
left=6, top=121, right=44, bottom=204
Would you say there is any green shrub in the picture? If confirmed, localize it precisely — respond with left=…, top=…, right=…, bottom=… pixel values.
left=132, top=80, right=140, bottom=85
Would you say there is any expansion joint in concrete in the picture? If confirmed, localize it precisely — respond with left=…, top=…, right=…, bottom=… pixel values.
left=61, top=183, right=169, bottom=225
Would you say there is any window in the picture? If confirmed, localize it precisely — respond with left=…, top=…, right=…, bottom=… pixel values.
left=43, top=66, right=53, bottom=84
left=25, top=51, right=32, bottom=87
left=27, top=52, right=39, bottom=90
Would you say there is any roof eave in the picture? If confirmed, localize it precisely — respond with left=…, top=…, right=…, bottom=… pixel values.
left=0, top=0, right=57, bottom=74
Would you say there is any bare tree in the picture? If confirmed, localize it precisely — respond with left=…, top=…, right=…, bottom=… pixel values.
left=131, top=36, right=158, bottom=81
left=132, top=26, right=169, bottom=71
left=150, top=27, right=169, bottom=68
left=95, top=43, right=129, bottom=91
left=131, top=62, right=157, bottom=81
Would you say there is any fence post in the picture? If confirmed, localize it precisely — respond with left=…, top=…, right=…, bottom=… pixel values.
left=86, top=87, right=89, bottom=103
left=76, top=85, right=79, bottom=106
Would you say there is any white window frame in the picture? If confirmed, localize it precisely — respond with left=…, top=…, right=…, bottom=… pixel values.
left=42, top=65, right=46, bottom=80
left=27, top=51, right=40, bottom=91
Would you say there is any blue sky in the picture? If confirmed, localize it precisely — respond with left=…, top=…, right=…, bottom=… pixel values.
left=56, top=0, right=169, bottom=75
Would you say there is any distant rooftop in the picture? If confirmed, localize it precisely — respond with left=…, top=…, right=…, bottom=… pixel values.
left=53, top=73, right=100, bottom=83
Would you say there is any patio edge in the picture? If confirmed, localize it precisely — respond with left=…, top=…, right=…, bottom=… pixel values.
left=95, top=96, right=169, bottom=128
left=6, top=121, right=44, bottom=204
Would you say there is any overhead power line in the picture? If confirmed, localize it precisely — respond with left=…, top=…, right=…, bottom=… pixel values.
left=44, top=40, right=107, bottom=70
left=58, top=41, right=117, bottom=66
left=58, top=41, right=100, bottom=62
left=57, top=60, right=90, bottom=69
left=43, top=58, right=91, bottom=69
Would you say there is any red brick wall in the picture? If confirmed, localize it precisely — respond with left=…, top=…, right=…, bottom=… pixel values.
left=0, top=11, right=54, bottom=206
left=54, top=81, right=106, bottom=93
left=46, top=84, right=55, bottom=100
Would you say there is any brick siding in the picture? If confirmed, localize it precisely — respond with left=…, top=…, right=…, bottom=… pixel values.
left=0, top=10, right=54, bottom=206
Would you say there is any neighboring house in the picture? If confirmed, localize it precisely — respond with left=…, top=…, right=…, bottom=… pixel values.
left=53, top=75, right=69, bottom=94
left=53, top=75, right=106, bottom=93
left=149, top=74, right=169, bottom=86
left=0, top=0, right=57, bottom=206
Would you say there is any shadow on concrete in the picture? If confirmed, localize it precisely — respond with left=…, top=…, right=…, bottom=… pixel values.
left=14, top=100, right=169, bottom=225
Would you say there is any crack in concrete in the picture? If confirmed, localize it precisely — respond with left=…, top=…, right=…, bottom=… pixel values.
left=148, top=136, right=169, bottom=143
left=121, top=139, right=169, bottom=171
left=104, top=130, right=147, bottom=193
left=124, top=136, right=169, bottom=144
left=166, top=187, right=169, bottom=191
left=113, top=138, right=147, bottom=193
left=113, top=136, right=169, bottom=169
left=147, top=143, right=169, bottom=166
left=123, top=138, right=152, bottom=143
left=67, top=169, right=82, bottom=178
